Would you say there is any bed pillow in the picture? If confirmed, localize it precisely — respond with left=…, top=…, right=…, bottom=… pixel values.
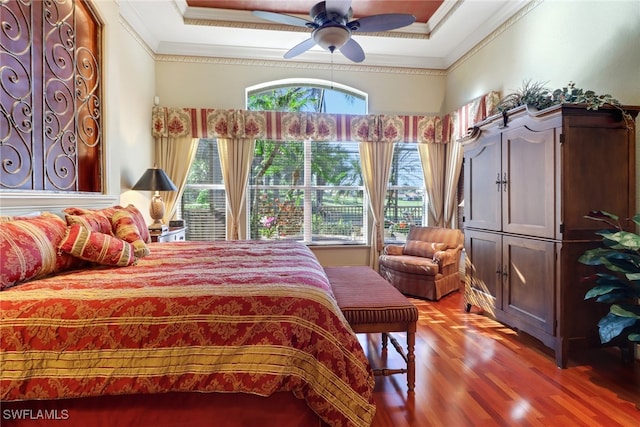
left=120, top=205, right=151, bottom=243
left=63, top=205, right=150, bottom=243
left=403, top=240, right=447, bottom=258
left=65, top=213, right=114, bottom=235
left=63, top=205, right=122, bottom=218
left=59, top=224, right=136, bottom=267
left=110, top=210, right=150, bottom=258
left=0, top=213, right=78, bottom=290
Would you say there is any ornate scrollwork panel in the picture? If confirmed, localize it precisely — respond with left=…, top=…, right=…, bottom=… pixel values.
left=1, top=0, right=102, bottom=192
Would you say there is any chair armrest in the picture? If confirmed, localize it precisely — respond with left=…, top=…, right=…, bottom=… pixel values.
left=433, top=248, right=460, bottom=268
left=382, top=245, right=405, bottom=256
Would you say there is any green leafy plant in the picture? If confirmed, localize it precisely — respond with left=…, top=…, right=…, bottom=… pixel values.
left=578, top=211, right=640, bottom=344
left=496, top=79, right=555, bottom=112
left=496, top=80, right=632, bottom=127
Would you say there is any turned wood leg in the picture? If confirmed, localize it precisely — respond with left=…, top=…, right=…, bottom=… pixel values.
left=407, top=324, right=416, bottom=392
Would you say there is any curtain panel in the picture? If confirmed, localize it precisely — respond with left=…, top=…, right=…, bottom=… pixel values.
left=152, top=107, right=452, bottom=144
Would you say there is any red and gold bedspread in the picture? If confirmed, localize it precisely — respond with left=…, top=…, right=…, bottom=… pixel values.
left=0, top=241, right=375, bottom=427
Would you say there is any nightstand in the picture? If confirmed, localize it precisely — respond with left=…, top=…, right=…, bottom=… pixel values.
left=150, top=227, right=186, bottom=243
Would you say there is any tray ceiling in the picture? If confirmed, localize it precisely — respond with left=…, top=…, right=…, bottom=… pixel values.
left=119, top=0, right=532, bottom=69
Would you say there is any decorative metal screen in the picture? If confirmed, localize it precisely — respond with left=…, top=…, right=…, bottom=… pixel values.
left=1, top=0, right=102, bottom=192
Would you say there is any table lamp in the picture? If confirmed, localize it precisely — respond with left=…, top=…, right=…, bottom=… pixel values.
left=132, top=166, right=177, bottom=231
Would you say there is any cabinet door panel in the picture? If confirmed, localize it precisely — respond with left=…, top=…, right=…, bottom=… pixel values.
left=502, top=127, right=555, bottom=238
left=502, top=236, right=555, bottom=334
left=464, top=229, right=502, bottom=312
left=463, top=134, right=502, bottom=231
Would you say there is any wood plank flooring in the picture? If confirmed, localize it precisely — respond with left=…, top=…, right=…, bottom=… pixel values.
left=360, top=291, right=639, bottom=426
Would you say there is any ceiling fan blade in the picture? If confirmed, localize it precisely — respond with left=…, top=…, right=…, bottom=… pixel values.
left=325, top=0, right=352, bottom=17
left=339, top=38, right=365, bottom=63
left=252, top=10, right=315, bottom=28
left=284, top=37, right=317, bottom=59
left=350, top=14, right=416, bottom=33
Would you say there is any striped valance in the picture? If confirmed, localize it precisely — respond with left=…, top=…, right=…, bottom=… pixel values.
left=152, top=108, right=452, bottom=144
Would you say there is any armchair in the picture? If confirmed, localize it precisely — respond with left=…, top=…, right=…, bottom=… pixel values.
left=378, top=226, right=464, bottom=301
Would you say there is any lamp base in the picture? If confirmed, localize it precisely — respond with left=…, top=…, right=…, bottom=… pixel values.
left=149, top=194, right=167, bottom=233
left=148, top=222, right=168, bottom=233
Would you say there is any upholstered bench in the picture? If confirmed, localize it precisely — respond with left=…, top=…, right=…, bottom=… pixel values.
left=324, top=266, right=418, bottom=392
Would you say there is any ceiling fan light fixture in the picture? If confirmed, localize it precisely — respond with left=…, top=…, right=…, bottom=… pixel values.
left=313, top=25, right=350, bottom=51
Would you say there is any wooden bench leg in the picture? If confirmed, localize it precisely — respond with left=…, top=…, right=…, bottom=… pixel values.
left=407, top=325, right=416, bottom=392
left=373, top=325, right=416, bottom=392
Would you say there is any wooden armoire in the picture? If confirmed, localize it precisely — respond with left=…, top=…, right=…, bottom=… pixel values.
left=461, top=103, right=639, bottom=368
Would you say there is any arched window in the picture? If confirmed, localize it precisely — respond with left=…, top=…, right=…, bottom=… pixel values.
left=246, top=79, right=368, bottom=244
left=180, top=79, right=425, bottom=244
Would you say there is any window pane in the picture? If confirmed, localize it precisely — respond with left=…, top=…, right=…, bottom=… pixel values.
left=181, top=139, right=226, bottom=241
left=385, top=143, right=424, bottom=243
left=249, top=188, right=304, bottom=240
left=248, top=140, right=364, bottom=244
left=313, top=189, right=365, bottom=244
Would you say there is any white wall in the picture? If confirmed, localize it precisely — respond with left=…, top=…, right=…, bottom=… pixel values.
left=445, top=0, right=640, bottom=111
left=93, top=1, right=157, bottom=222
left=155, top=60, right=446, bottom=115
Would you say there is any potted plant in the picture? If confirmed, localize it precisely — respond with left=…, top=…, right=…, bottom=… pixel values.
left=578, top=211, right=640, bottom=361
left=496, top=80, right=633, bottom=127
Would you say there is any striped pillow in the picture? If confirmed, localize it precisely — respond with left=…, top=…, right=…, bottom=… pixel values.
left=120, top=205, right=151, bottom=243
left=403, top=240, right=447, bottom=258
left=111, top=210, right=150, bottom=258
left=65, top=213, right=114, bottom=235
left=59, top=224, right=136, bottom=267
left=64, top=205, right=150, bottom=243
left=0, top=213, right=78, bottom=289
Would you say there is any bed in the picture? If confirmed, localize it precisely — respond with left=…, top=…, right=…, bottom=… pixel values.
left=0, top=211, right=376, bottom=427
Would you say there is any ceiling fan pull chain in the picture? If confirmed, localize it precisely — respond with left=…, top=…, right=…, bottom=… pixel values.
left=330, top=52, right=334, bottom=90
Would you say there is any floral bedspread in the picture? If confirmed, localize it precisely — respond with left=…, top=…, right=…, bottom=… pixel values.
left=0, top=241, right=375, bottom=427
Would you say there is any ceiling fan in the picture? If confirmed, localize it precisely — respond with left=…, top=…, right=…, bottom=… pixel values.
left=252, top=0, right=416, bottom=63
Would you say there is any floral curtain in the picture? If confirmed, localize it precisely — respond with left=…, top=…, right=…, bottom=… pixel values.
left=152, top=107, right=450, bottom=144
left=150, top=96, right=498, bottom=241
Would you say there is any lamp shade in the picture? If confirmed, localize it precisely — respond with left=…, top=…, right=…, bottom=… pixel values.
left=132, top=168, right=177, bottom=192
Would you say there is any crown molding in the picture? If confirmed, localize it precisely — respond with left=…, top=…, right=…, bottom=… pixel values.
left=154, top=54, right=446, bottom=76
left=119, top=15, right=155, bottom=59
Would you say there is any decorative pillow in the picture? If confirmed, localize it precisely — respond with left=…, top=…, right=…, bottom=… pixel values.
left=63, top=205, right=122, bottom=218
left=120, top=205, right=151, bottom=243
left=403, top=240, right=447, bottom=258
left=64, top=205, right=150, bottom=243
left=65, top=213, right=114, bottom=235
left=110, top=210, right=150, bottom=258
left=59, top=224, right=136, bottom=267
left=0, top=213, right=78, bottom=290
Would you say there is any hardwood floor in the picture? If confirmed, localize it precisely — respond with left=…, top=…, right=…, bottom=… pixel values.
left=359, top=291, right=640, bottom=426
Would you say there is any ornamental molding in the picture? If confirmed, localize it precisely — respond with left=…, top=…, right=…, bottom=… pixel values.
left=154, top=54, right=446, bottom=76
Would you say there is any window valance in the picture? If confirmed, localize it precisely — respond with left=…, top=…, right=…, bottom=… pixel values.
left=151, top=108, right=452, bottom=144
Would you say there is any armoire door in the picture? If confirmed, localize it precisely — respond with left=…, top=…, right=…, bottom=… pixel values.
left=463, top=133, right=502, bottom=231
left=501, top=126, right=556, bottom=238
left=464, top=229, right=503, bottom=313
left=502, top=235, right=555, bottom=335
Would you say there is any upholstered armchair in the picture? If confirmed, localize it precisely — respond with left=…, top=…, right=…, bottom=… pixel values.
left=378, top=226, right=464, bottom=301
